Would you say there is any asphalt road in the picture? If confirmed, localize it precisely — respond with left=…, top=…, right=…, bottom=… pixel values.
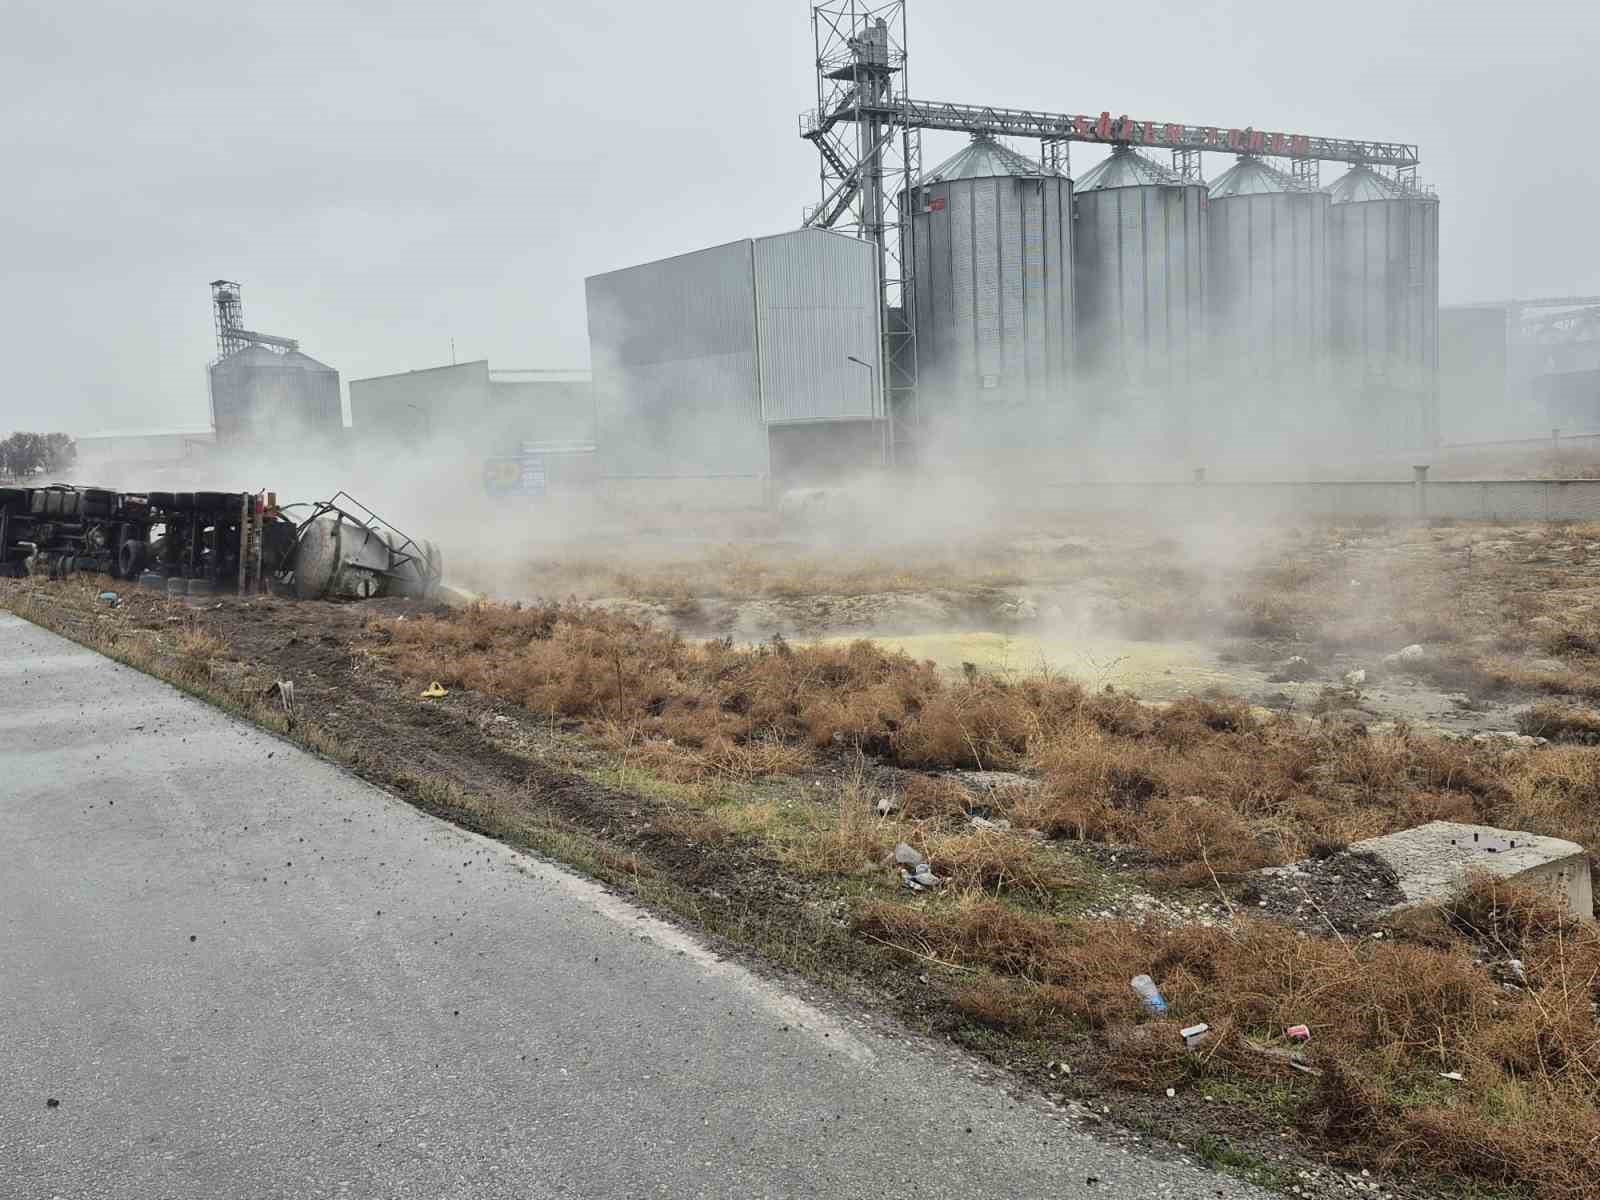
left=1, top=613, right=1269, bottom=1199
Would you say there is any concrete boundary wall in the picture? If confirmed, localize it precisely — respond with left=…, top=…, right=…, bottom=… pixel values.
left=1046, top=477, right=1600, bottom=521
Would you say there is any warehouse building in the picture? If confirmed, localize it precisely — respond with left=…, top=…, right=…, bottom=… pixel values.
left=585, top=228, right=883, bottom=485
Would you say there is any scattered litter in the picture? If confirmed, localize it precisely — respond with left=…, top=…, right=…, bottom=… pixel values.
left=902, top=860, right=945, bottom=891
left=893, top=842, right=925, bottom=868
left=1286, top=1023, right=1311, bottom=1042
left=1386, top=643, right=1427, bottom=665
left=1130, top=974, right=1168, bottom=1016
left=97, top=590, right=121, bottom=608
left=1181, top=1022, right=1211, bottom=1049
left=875, top=796, right=897, bottom=818
left=902, top=866, right=944, bottom=892
left=420, top=681, right=448, bottom=699
left=266, top=679, right=295, bottom=715
left=1165, top=1087, right=1176, bottom=1098
left=1505, top=958, right=1527, bottom=985
left=1439, top=1071, right=1465, bottom=1082
left=1343, top=668, right=1366, bottom=687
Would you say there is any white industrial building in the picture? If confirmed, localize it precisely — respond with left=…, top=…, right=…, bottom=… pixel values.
left=585, top=228, right=884, bottom=482
left=349, top=360, right=594, bottom=452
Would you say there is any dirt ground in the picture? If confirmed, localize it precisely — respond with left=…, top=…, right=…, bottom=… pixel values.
left=9, top=511, right=1600, bottom=1200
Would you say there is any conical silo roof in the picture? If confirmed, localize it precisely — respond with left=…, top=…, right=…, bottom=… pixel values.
left=920, top=134, right=1056, bottom=183
left=1074, top=146, right=1184, bottom=191
left=1324, top=164, right=1407, bottom=204
left=1208, top=155, right=1303, bottom=198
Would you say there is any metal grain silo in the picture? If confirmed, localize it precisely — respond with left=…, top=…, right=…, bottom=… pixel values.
left=907, top=135, right=1073, bottom=445
left=209, top=345, right=343, bottom=445
left=1072, top=147, right=1207, bottom=434
left=1326, top=164, right=1440, bottom=447
left=1206, top=155, right=1329, bottom=374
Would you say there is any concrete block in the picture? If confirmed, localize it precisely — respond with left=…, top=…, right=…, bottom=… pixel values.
left=1350, top=821, right=1593, bottom=920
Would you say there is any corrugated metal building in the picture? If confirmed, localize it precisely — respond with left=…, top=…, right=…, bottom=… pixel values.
left=585, top=228, right=882, bottom=481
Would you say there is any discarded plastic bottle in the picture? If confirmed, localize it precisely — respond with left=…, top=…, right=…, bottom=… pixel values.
left=1130, top=975, right=1168, bottom=1016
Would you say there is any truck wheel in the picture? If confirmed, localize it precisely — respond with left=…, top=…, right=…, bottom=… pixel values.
left=118, top=539, right=149, bottom=578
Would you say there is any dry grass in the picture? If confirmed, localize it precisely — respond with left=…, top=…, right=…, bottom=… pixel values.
left=375, top=602, right=1087, bottom=777
left=858, top=880, right=1600, bottom=1199
left=1518, top=702, right=1600, bottom=744
left=374, top=602, right=1600, bottom=876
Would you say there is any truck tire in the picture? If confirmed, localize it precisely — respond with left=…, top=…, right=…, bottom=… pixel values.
left=81, top=488, right=114, bottom=518
left=117, top=539, right=149, bottom=578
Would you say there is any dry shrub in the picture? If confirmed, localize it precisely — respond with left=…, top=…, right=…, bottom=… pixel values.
left=858, top=883, right=1600, bottom=1197
left=376, top=604, right=1090, bottom=779
left=1518, top=701, right=1600, bottom=744
left=922, top=831, right=1079, bottom=896
left=1138, top=796, right=1272, bottom=878
left=374, top=601, right=1600, bottom=877
left=898, top=775, right=978, bottom=819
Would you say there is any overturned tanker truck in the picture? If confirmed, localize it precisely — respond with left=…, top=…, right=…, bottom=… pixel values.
left=0, top=485, right=442, bottom=601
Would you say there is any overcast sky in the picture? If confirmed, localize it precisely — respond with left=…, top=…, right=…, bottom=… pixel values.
left=3, top=0, right=1597, bottom=434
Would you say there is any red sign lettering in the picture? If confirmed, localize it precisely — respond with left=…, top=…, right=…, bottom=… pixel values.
left=1290, top=134, right=1310, bottom=156
left=1225, top=128, right=1242, bottom=150
left=1094, top=111, right=1113, bottom=139
left=1165, top=123, right=1183, bottom=144
left=1269, top=131, right=1287, bottom=154
left=1248, top=129, right=1265, bottom=153
left=1117, top=115, right=1137, bottom=140
left=1074, top=114, right=1096, bottom=137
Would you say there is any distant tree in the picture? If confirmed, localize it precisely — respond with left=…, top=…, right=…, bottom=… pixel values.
left=0, top=432, right=76, bottom=479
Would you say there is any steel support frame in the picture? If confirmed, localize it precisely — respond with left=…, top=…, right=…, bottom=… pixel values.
left=803, top=1, right=919, bottom=462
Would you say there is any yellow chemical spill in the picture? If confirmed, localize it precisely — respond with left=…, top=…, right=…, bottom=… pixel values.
left=812, top=630, right=1245, bottom=697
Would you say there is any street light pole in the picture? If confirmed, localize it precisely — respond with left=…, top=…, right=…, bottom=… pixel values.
left=845, top=354, right=888, bottom=467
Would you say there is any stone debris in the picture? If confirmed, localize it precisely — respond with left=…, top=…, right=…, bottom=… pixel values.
left=1349, top=821, right=1592, bottom=920
left=967, top=815, right=1011, bottom=832
left=1468, top=730, right=1547, bottom=748
left=1385, top=643, right=1427, bottom=666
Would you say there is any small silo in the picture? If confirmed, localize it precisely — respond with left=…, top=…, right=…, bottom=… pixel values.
left=1072, top=147, right=1207, bottom=432
left=907, top=134, right=1074, bottom=445
left=1326, top=164, right=1440, bottom=448
left=210, top=345, right=343, bottom=445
